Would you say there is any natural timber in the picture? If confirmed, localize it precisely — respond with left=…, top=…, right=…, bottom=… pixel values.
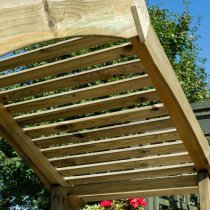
left=52, top=152, right=191, bottom=172
left=25, top=104, right=167, bottom=137
left=0, top=0, right=136, bottom=56
left=0, top=36, right=118, bottom=72
left=1, top=59, right=145, bottom=102
left=63, top=175, right=198, bottom=197
left=42, top=131, right=179, bottom=158
left=131, top=0, right=210, bottom=173
left=6, top=75, right=152, bottom=113
left=51, top=186, right=70, bottom=210
left=33, top=117, right=173, bottom=148
left=198, top=171, right=210, bottom=210
left=16, top=89, right=158, bottom=125
left=0, top=42, right=134, bottom=95
left=80, top=187, right=198, bottom=202
left=65, top=163, right=194, bottom=185
left=0, top=103, right=68, bottom=187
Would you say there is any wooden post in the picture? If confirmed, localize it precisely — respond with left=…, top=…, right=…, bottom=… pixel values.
left=51, top=186, right=69, bottom=210
left=198, top=171, right=210, bottom=210
left=51, top=186, right=84, bottom=210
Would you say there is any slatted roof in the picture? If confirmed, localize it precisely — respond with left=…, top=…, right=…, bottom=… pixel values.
left=0, top=0, right=209, bottom=205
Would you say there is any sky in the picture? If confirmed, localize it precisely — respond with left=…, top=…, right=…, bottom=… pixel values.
left=149, top=0, right=210, bottom=77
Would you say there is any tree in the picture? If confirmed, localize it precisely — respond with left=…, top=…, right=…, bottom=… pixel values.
left=0, top=1, right=209, bottom=209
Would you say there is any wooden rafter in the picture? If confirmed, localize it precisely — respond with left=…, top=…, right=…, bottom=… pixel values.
left=0, top=103, right=68, bottom=188
left=131, top=0, right=210, bottom=174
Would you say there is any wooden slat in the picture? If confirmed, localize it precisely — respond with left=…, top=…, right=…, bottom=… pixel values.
left=6, top=75, right=152, bottom=114
left=65, top=164, right=195, bottom=185
left=80, top=187, right=198, bottom=202
left=0, top=42, right=134, bottom=95
left=51, top=144, right=188, bottom=170
left=0, top=36, right=119, bottom=72
left=25, top=103, right=167, bottom=137
left=52, top=143, right=188, bottom=169
left=0, top=103, right=68, bottom=187
left=131, top=1, right=210, bottom=173
left=17, top=89, right=158, bottom=125
left=42, top=129, right=179, bottom=157
left=56, top=142, right=189, bottom=176
left=33, top=116, right=173, bottom=148
left=64, top=175, right=198, bottom=196
left=0, top=0, right=136, bottom=56
left=0, top=59, right=144, bottom=102
left=56, top=143, right=187, bottom=175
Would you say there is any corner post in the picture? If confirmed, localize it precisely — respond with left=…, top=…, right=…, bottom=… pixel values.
left=51, top=186, right=84, bottom=210
left=198, top=171, right=210, bottom=210
left=51, top=186, right=69, bottom=210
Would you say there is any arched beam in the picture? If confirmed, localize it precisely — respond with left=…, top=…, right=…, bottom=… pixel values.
left=0, top=0, right=136, bottom=56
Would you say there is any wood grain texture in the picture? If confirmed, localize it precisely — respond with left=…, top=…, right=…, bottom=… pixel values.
left=0, top=0, right=136, bottom=56
left=80, top=187, right=198, bottom=202
left=33, top=116, right=173, bottom=148
left=65, top=164, right=194, bottom=185
left=25, top=103, right=167, bottom=137
left=52, top=143, right=188, bottom=169
left=0, top=42, right=135, bottom=101
left=56, top=142, right=187, bottom=175
left=0, top=103, right=68, bottom=187
left=198, top=171, right=210, bottom=210
left=53, top=152, right=190, bottom=174
left=17, top=89, right=158, bottom=125
left=51, top=151, right=190, bottom=171
left=42, top=129, right=179, bottom=158
left=6, top=75, right=152, bottom=114
left=63, top=175, right=198, bottom=196
left=1, top=59, right=145, bottom=102
left=0, top=36, right=118, bottom=72
left=131, top=3, right=210, bottom=173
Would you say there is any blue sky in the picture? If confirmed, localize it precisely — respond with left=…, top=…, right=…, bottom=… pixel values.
left=149, top=0, right=210, bottom=76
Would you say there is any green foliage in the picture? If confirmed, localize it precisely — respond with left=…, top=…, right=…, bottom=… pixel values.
left=0, top=138, right=50, bottom=210
left=149, top=2, right=209, bottom=102
left=0, top=1, right=209, bottom=209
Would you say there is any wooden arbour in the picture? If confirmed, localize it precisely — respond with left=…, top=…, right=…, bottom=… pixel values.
left=0, top=0, right=209, bottom=209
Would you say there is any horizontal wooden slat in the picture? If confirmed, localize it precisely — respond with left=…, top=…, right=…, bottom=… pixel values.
left=43, top=129, right=178, bottom=157
left=80, top=187, right=198, bottom=202
left=25, top=103, right=167, bottom=137
left=33, top=116, right=173, bottom=148
left=51, top=142, right=188, bottom=169
left=17, top=89, right=158, bottom=125
left=6, top=75, right=152, bottom=114
left=53, top=152, right=190, bottom=173
left=56, top=141, right=189, bottom=176
left=0, top=59, right=145, bottom=102
left=65, top=164, right=195, bottom=185
left=0, top=36, right=119, bottom=72
left=0, top=43, right=134, bottom=93
left=64, top=175, right=198, bottom=196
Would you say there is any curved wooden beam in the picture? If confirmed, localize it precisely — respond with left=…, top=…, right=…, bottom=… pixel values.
left=0, top=0, right=136, bottom=56
left=131, top=0, right=210, bottom=174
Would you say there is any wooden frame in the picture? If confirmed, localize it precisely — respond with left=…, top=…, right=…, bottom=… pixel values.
left=0, top=1, right=209, bottom=209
